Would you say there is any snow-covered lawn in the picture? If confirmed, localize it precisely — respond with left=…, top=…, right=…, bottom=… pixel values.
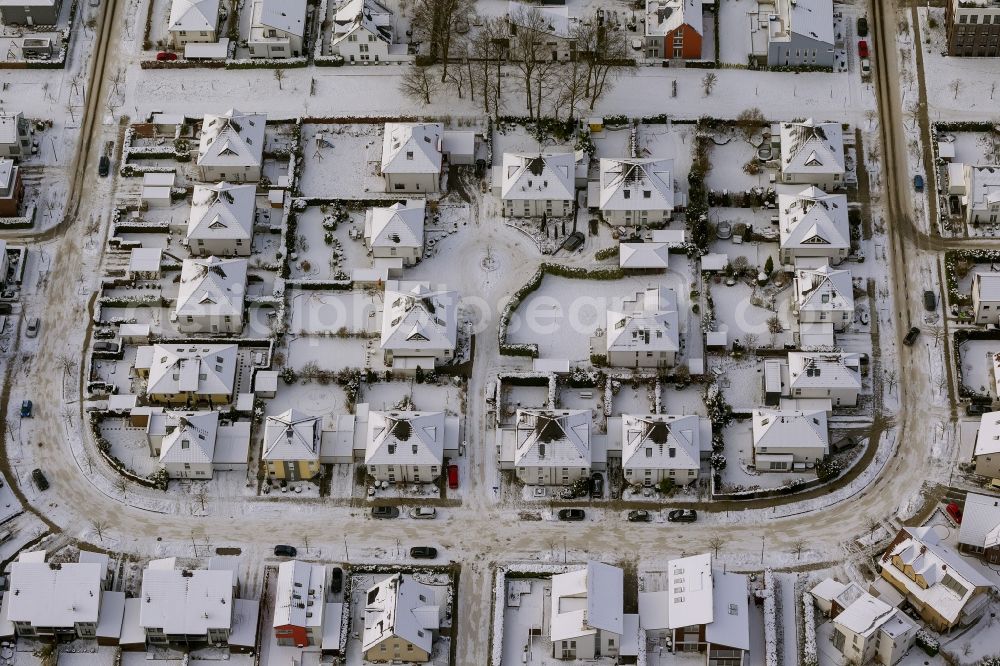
left=710, top=355, right=764, bottom=410
left=958, top=339, right=1000, bottom=397
left=499, top=384, right=550, bottom=424
left=591, top=125, right=631, bottom=160
left=264, top=380, right=349, bottom=417
left=286, top=336, right=372, bottom=373
left=919, top=8, right=1000, bottom=119
left=718, top=0, right=756, bottom=65
left=360, top=379, right=465, bottom=413
left=706, top=137, right=766, bottom=193
left=492, top=124, right=575, bottom=166
left=945, top=131, right=1000, bottom=166
left=289, top=206, right=368, bottom=280
left=709, top=280, right=790, bottom=346
left=298, top=124, right=388, bottom=199
left=717, top=420, right=815, bottom=492
left=100, top=416, right=158, bottom=477
left=637, top=124, right=696, bottom=197
left=287, top=289, right=378, bottom=334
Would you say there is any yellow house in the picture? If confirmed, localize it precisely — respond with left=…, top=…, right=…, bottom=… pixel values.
left=134, top=344, right=237, bottom=406
left=262, top=410, right=321, bottom=481
left=362, top=574, right=440, bottom=663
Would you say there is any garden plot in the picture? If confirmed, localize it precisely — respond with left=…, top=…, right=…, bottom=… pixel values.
left=705, top=137, right=766, bottom=193
left=708, top=280, right=793, bottom=347
left=100, top=416, right=158, bottom=477
left=609, top=379, right=657, bottom=416
left=709, top=356, right=764, bottom=411
left=717, top=420, right=814, bottom=493
left=288, top=206, right=369, bottom=280
left=958, top=339, right=1000, bottom=398
left=918, top=7, right=1000, bottom=115
left=250, top=229, right=282, bottom=266
left=944, top=131, right=1000, bottom=166
left=287, top=289, right=379, bottom=335
left=360, top=379, right=465, bottom=413
left=556, top=386, right=605, bottom=414
left=491, top=125, right=575, bottom=166
left=591, top=126, right=632, bottom=160
left=286, top=336, right=372, bottom=374
left=298, top=124, right=386, bottom=199
left=91, top=346, right=141, bottom=396
left=717, top=0, right=756, bottom=65
left=505, top=273, right=691, bottom=363
left=636, top=123, right=696, bottom=197
left=263, top=380, right=350, bottom=417
left=661, top=384, right=707, bottom=416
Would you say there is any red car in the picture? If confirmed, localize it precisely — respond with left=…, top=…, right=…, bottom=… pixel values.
left=156, top=51, right=178, bottom=62
left=946, top=502, right=963, bottom=524
left=858, top=40, right=869, bottom=58
left=447, top=464, right=459, bottom=490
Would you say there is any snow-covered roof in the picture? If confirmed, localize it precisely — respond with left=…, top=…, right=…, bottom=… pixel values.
left=778, top=187, right=850, bottom=252
left=139, top=559, right=236, bottom=636
left=508, top=1, right=571, bottom=37
left=780, top=119, right=845, bottom=176
left=381, top=123, right=443, bottom=175
left=834, top=592, right=899, bottom=638
left=619, top=242, right=670, bottom=269
left=8, top=554, right=102, bottom=629
left=254, top=0, right=307, bottom=36
left=365, top=410, right=446, bottom=467
left=787, top=352, right=861, bottom=392
left=705, top=570, right=750, bottom=651
left=366, top=200, right=425, bottom=250
left=606, top=288, right=679, bottom=355
left=380, top=281, right=458, bottom=355
left=964, top=165, right=1000, bottom=210
left=500, top=152, right=575, bottom=202
left=794, top=261, right=853, bottom=312
left=143, top=344, right=237, bottom=398
left=550, top=562, right=624, bottom=642
left=513, top=409, right=591, bottom=468
left=974, top=411, right=1000, bottom=457
left=809, top=577, right=846, bottom=604
left=621, top=414, right=700, bottom=472
left=273, top=561, right=326, bottom=630
left=0, top=112, right=22, bottom=146
left=362, top=574, right=439, bottom=656
left=645, top=0, right=703, bottom=38
left=175, top=256, right=247, bottom=322
left=666, top=553, right=713, bottom=628
left=958, top=492, right=1000, bottom=551
left=197, top=110, right=265, bottom=171
left=169, top=0, right=220, bottom=32
left=752, top=409, right=828, bottom=451
left=187, top=182, right=255, bottom=243
left=263, top=409, right=321, bottom=462
left=780, top=0, right=834, bottom=43
left=129, top=247, right=162, bottom=274
left=158, top=411, right=219, bottom=466
left=974, top=272, right=1000, bottom=303
left=332, top=0, right=392, bottom=44
left=598, top=158, right=675, bottom=212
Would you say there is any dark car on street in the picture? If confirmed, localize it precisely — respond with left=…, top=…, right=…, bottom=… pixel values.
left=98, top=155, right=110, bottom=177
left=923, top=290, right=936, bottom=311
left=94, top=341, right=118, bottom=352
left=667, top=509, right=697, bottom=523
left=371, top=506, right=400, bottom=519
left=903, top=327, right=920, bottom=346
left=627, top=509, right=652, bottom=523
left=558, top=508, right=586, bottom=521
left=20, top=400, right=32, bottom=418
left=273, top=545, right=297, bottom=557
left=410, top=546, right=438, bottom=559
left=31, top=469, right=48, bottom=491
left=857, top=16, right=869, bottom=36
left=590, top=472, right=604, bottom=498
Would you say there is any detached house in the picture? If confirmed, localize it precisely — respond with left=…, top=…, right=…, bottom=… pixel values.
left=507, top=1, right=575, bottom=62
left=957, top=165, right=1000, bottom=225
left=958, top=492, right=1000, bottom=565
left=0, top=159, right=23, bottom=217
left=380, top=123, right=442, bottom=193
left=363, top=408, right=459, bottom=484
left=364, top=200, right=425, bottom=266
left=770, top=351, right=863, bottom=407
left=620, top=413, right=704, bottom=487
left=263, top=409, right=322, bottom=481
left=777, top=119, right=845, bottom=190
left=331, top=0, right=402, bottom=63
left=139, top=558, right=238, bottom=646
left=752, top=408, right=828, bottom=471
left=793, top=260, right=854, bottom=330
left=197, top=110, right=265, bottom=183
left=0, top=0, right=62, bottom=25
left=380, top=281, right=458, bottom=371
left=174, top=256, right=247, bottom=334
left=511, top=409, right=592, bottom=486
left=754, top=0, right=835, bottom=67
left=644, top=0, right=703, bottom=59
left=6, top=551, right=104, bottom=640
left=777, top=187, right=850, bottom=264
left=167, top=0, right=220, bottom=49
left=144, top=409, right=250, bottom=479
left=972, top=411, right=1000, bottom=481
left=498, top=152, right=575, bottom=218
left=362, top=574, right=441, bottom=663
left=972, top=272, right=1000, bottom=325
left=596, top=157, right=675, bottom=225
left=248, top=0, right=306, bottom=58
left=135, top=343, right=237, bottom=405
left=602, top=287, right=679, bottom=368
left=0, top=111, right=32, bottom=159
left=273, top=561, right=327, bottom=648
left=638, top=553, right=750, bottom=665
left=880, top=526, right=994, bottom=632
left=187, top=182, right=256, bottom=257
left=550, top=562, right=624, bottom=661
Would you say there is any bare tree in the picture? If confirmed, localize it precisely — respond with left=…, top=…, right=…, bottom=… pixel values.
left=399, top=64, right=441, bottom=106
left=274, top=68, right=285, bottom=91
left=702, top=72, right=718, bottom=96
left=194, top=485, right=209, bottom=511
left=792, top=539, right=806, bottom=560
left=742, top=333, right=759, bottom=353
left=882, top=368, right=898, bottom=395
left=409, top=0, right=474, bottom=82
left=864, top=109, right=877, bottom=130
left=469, top=17, right=507, bottom=116
left=508, top=6, right=561, bottom=118
left=574, top=20, right=633, bottom=111
left=950, top=78, right=962, bottom=100
left=906, top=102, right=921, bottom=130
left=767, top=315, right=782, bottom=348
left=709, top=535, right=724, bottom=557
left=863, top=515, right=880, bottom=544
left=735, top=107, right=766, bottom=142
left=91, top=519, right=108, bottom=542
left=114, top=476, right=129, bottom=501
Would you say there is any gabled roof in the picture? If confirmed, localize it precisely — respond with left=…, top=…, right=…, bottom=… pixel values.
left=606, top=288, right=679, bottom=354
left=974, top=411, right=1000, bottom=457
left=363, top=574, right=439, bottom=656
left=973, top=272, right=1000, bottom=303
left=621, top=413, right=700, bottom=471
left=365, top=410, right=445, bottom=467
left=187, top=182, right=255, bottom=243
left=144, top=344, right=237, bottom=398
left=381, top=123, right=443, bottom=175
left=139, top=561, right=235, bottom=636
left=254, top=0, right=307, bottom=37
left=794, top=262, right=853, bottom=312
left=752, top=409, right=828, bottom=451
left=706, top=570, right=750, bottom=651
left=8, top=555, right=102, bottom=629
left=598, top=158, right=675, bottom=212
left=273, top=561, right=326, bottom=630
left=787, top=352, right=862, bottom=391
left=513, top=409, right=591, bottom=468
left=958, top=492, right=1000, bottom=551
left=965, top=165, right=1000, bottom=210
left=169, top=0, right=220, bottom=32
left=645, top=0, right=703, bottom=38
left=159, top=411, right=219, bottom=465
left=780, top=119, right=845, bottom=176
left=263, top=409, right=320, bottom=461
left=366, top=200, right=425, bottom=250
left=197, top=110, right=265, bottom=171
left=619, top=242, right=670, bottom=269
left=500, top=152, right=575, bottom=201
left=332, top=0, right=393, bottom=43
left=550, top=562, right=624, bottom=642
left=508, top=0, right=571, bottom=37
left=666, top=553, right=714, bottom=628
left=380, top=282, right=458, bottom=354
left=175, top=256, right=247, bottom=321
left=778, top=187, right=850, bottom=252
left=834, top=593, right=899, bottom=638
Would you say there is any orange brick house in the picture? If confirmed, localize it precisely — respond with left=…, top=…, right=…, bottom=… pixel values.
left=644, top=0, right=704, bottom=60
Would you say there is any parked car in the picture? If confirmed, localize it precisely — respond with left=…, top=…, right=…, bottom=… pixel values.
left=330, top=567, right=344, bottom=594
left=627, top=509, right=652, bottom=523
left=967, top=403, right=991, bottom=416
left=156, top=51, right=178, bottom=61
left=923, top=290, right=936, bottom=311
left=590, top=472, right=604, bottom=498
left=94, top=341, right=117, bottom=352
left=946, top=503, right=963, bottom=524
left=860, top=58, right=871, bottom=77
left=857, top=16, right=869, bottom=36
left=408, top=507, right=437, bottom=519
left=913, top=174, right=924, bottom=192
left=667, top=509, right=697, bottom=523
left=31, top=469, right=48, bottom=491
left=858, top=40, right=869, bottom=58
left=371, top=506, right=400, bottom=519
left=447, top=464, right=459, bottom=490
left=20, top=400, right=32, bottom=418
left=0, top=303, right=11, bottom=315
left=94, top=328, right=116, bottom=339
left=273, top=544, right=297, bottom=557
left=558, top=508, right=586, bottom=521
left=0, top=529, right=13, bottom=545
left=25, top=317, right=39, bottom=338
left=903, top=327, right=921, bottom=346
left=410, top=546, right=438, bottom=559
left=98, top=155, right=110, bottom=177
left=563, top=231, right=585, bottom=252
